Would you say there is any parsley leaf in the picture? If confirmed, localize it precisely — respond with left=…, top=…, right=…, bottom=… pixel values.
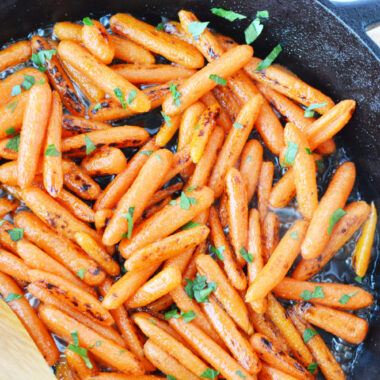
left=339, top=291, right=359, bottom=305
left=161, top=111, right=171, bottom=127
left=68, top=330, right=93, bottom=368
left=166, top=375, right=176, bottom=380
left=186, top=186, right=197, bottom=192
left=209, top=74, right=226, bottom=86
left=148, top=318, right=157, bottom=325
left=11, top=85, right=21, bottom=96
left=300, top=286, right=325, bottom=301
left=307, top=363, right=318, bottom=374
left=181, top=310, right=197, bottom=323
left=188, top=21, right=209, bottom=39
left=211, top=8, right=246, bottom=22
left=83, top=17, right=94, bottom=26
left=303, top=327, right=318, bottom=343
left=45, top=144, right=60, bottom=156
left=119, top=349, right=127, bottom=354
left=284, top=141, right=299, bottom=166
left=0, top=220, right=4, bottom=227
left=6, top=134, right=20, bottom=151
left=180, top=191, right=197, bottom=210
left=6, top=101, right=18, bottom=113
left=21, top=74, right=36, bottom=90
left=245, top=19, right=263, bottom=45
left=246, top=155, right=251, bottom=162
left=32, top=49, right=56, bottom=71
left=6, top=293, right=22, bottom=302
left=139, top=150, right=153, bottom=156
left=156, top=153, right=162, bottom=162
left=165, top=309, right=180, bottom=320
left=355, top=276, right=363, bottom=284
left=200, top=368, right=219, bottom=379
left=305, top=148, right=312, bottom=155
left=76, top=268, right=86, bottom=280
left=211, top=245, right=225, bottom=260
left=239, top=247, right=253, bottom=263
left=84, top=134, right=96, bottom=155
left=236, top=370, right=246, bottom=379
left=5, top=127, right=16, bottom=136
left=121, top=207, right=135, bottom=239
left=255, top=44, right=282, bottom=71
left=233, top=122, right=244, bottom=129
left=304, top=102, right=328, bottom=118
left=127, top=89, right=137, bottom=105
left=328, top=209, right=347, bottom=234
left=185, top=274, right=217, bottom=303
left=93, top=102, right=102, bottom=111
left=181, top=221, right=202, bottom=230
left=114, top=87, right=126, bottom=109
left=290, top=231, right=299, bottom=239
left=170, top=83, right=182, bottom=106
left=316, top=159, right=324, bottom=171
left=156, top=23, right=164, bottom=31
left=8, top=228, right=23, bottom=242
left=256, top=10, right=269, bottom=18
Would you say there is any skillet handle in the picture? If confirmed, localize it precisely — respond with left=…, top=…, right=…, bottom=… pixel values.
left=320, top=0, right=380, bottom=57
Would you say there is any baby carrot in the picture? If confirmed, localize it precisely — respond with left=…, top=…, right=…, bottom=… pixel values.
left=111, top=35, right=156, bottom=64
left=156, top=114, right=181, bottom=147
left=178, top=102, right=205, bottom=150
left=213, top=85, right=241, bottom=123
left=0, top=41, right=31, bottom=72
left=65, top=348, right=99, bottom=378
left=0, top=197, right=19, bottom=218
left=257, top=162, right=274, bottom=223
left=201, top=91, right=233, bottom=132
left=0, top=248, right=30, bottom=282
left=159, top=146, right=192, bottom=186
left=259, top=364, right=300, bottom=380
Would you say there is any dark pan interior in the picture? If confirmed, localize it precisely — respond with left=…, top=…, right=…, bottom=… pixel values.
left=0, top=0, right=379, bottom=378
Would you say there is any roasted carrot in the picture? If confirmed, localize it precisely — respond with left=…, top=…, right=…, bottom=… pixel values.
left=201, top=91, right=233, bottom=132
left=159, top=146, right=192, bottom=186
left=82, top=374, right=162, bottom=379
left=213, top=85, right=241, bottom=123
left=156, top=114, right=181, bottom=147
left=66, top=348, right=99, bottom=378
left=178, top=102, right=205, bottom=150
left=0, top=41, right=31, bottom=72
left=55, top=356, right=77, bottom=380
left=257, top=161, right=274, bottom=223
left=0, top=197, right=19, bottom=217
left=0, top=248, right=30, bottom=282
left=62, top=115, right=110, bottom=135
left=259, top=364, right=300, bottom=380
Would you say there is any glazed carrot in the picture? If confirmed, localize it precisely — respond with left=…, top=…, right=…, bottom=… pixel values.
left=209, top=93, right=264, bottom=197
left=159, top=146, right=192, bottom=186
left=103, top=149, right=172, bottom=245
left=249, top=333, right=313, bottom=380
left=259, top=364, right=299, bottom=380
left=0, top=197, right=19, bottom=217
left=0, top=141, right=18, bottom=161
left=62, top=126, right=149, bottom=155
left=125, top=225, right=209, bottom=271
left=53, top=21, right=82, bottom=41
left=202, top=296, right=261, bottom=374
left=81, top=20, right=115, bottom=64
left=111, top=35, right=156, bottom=64
left=58, top=40, right=150, bottom=113
left=169, top=317, right=254, bottom=380
left=66, top=348, right=99, bottom=378
left=178, top=102, right=205, bottom=150
left=62, top=159, right=101, bottom=200
left=139, top=196, right=173, bottom=222
left=18, top=82, right=51, bottom=188
left=246, top=220, right=309, bottom=303
left=62, top=115, right=111, bottom=134
left=110, top=13, right=204, bottom=69
left=0, top=272, right=59, bottom=366
left=266, top=293, right=314, bottom=368
left=245, top=57, right=334, bottom=114
left=301, top=162, right=356, bottom=260
left=2, top=184, right=22, bottom=200
left=113, top=63, right=195, bottom=83
left=119, top=186, right=214, bottom=258
left=0, top=248, right=30, bottom=282
left=81, top=147, right=127, bottom=176
left=284, top=123, right=318, bottom=219
left=147, top=293, right=174, bottom=312
left=21, top=187, right=101, bottom=243
left=162, top=20, right=194, bottom=44
left=196, top=254, right=253, bottom=334
left=55, top=356, right=77, bottom=380
left=0, top=218, right=25, bottom=253
left=14, top=211, right=105, bottom=286
left=156, top=114, right=181, bottom=147
left=43, top=91, right=63, bottom=197
left=294, top=303, right=368, bottom=344
left=83, top=375, right=162, bottom=380
left=29, top=269, right=114, bottom=325
left=225, top=168, right=249, bottom=267
left=146, top=182, right=183, bottom=208
left=126, top=266, right=181, bottom=308
left=0, top=41, right=31, bottom=72
left=352, top=201, right=377, bottom=277
left=162, top=45, right=253, bottom=116
left=163, top=246, right=196, bottom=274
left=250, top=312, right=291, bottom=354
left=247, top=209, right=267, bottom=313
left=39, top=304, right=145, bottom=374
left=288, top=309, right=345, bottom=380
left=133, top=313, right=209, bottom=377
left=257, top=162, right=274, bottom=223
left=94, top=209, right=113, bottom=231
left=218, top=192, right=229, bottom=228
left=274, top=277, right=373, bottom=310
left=31, top=36, right=85, bottom=116
left=0, top=161, right=34, bottom=186
left=94, top=138, right=158, bottom=211
left=240, top=140, right=263, bottom=202
left=209, top=206, right=247, bottom=290
left=213, top=85, right=241, bottom=122
left=201, top=91, right=233, bottom=132
left=144, top=339, right=199, bottom=380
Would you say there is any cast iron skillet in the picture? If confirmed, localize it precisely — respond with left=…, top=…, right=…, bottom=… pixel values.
left=0, top=0, right=379, bottom=378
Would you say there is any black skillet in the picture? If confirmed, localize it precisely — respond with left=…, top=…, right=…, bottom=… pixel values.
left=0, top=0, right=379, bottom=378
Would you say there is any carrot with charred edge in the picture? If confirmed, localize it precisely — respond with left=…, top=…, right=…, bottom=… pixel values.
left=39, top=304, right=145, bottom=374
left=259, top=364, right=300, bottom=380
left=139, top=196, right=173, bottom=222
left=146, top=182, right=183, bottom=208
left=0, top=141, right=17, bottom=161
left=0, top=272, right=59, bottom=365
left=246, top=220, right=309, bottom=303
left=288, top=308, right=345, bottom=380
left=209, top=93, right=264, bottom=197
left=196, top=254, right=253, bottom=334
left=125, top=225, right=209, bottom=271
left=62, top=126, right=149, bottom=155
left=0, top=197, right=19, bottom=217
left=284, top=123, right=318, bottom=220
left=240, top=140, right=263, bottom=202
left=94, top=209, right=113, bottom=231
left=110, top=13, right=204, bottom=69
left=156, top=114, right=181, bottom=147
left=126, top=266, right=181, bottom=308
left=31, top=36, right=85, bottom=116
left=62, top=116, right=110, bottom=136
left=301, top=162, right=356, bottom=260
left=249, top=333, right=313, bottom=380
left=119, top=186, right=214, bottom=258
left=169, top=316, right=254, bottom=380
left=58, top=41, right=150, bottom=113
left=0, top=248, right=30, bottom=282
left=294, top=303, right=368, bottom=344
left=28, top=283, right=125, bottom=347
left=225, top=168, right=249, bottom=267
left=162, top=20, right=194, bottom=44
left=14, top=211, right=105, bottom=286
left=94, top=138, right=158, bottom=211
left=81, top=20, right=115, bottom=64
left=274, top=277, right=373, bottom=310
left=17, top=240, right=96, bottom=296
left=250, top=311, right=291, bottom=354
left=18, top=82, right=51, bottom=188
left=162, top=45, right=253, bottom=116
left=66, top=349, right=99, bottom=378
left=352, top=201, right=377, bottom=277
left=144, top=339, right=199, bottom=380
left=0, top=219, right=26, bottom=253
left=257, top=162, right=274, bottom=223
left=245, top=57, right=334, bottom=114
left=74, top=232, right=120, bottom=277
left=112, top=63, right=195, bottom=83
left=133, top=312, right=209, bottom=377
left=43, top=91, right=63, bottom=197
left=29, top=269, right=114, bottom=326
left=247, top=209, right=267, bottom=313
left=103, top=149, right=172, bottom=245
left=0, top=40, right=31, bottom=72
left=213, top=85, right=241, bottom=123
left=209, top=206, right=247, bottom=290
left=99, top=278, right=155, bottom=372
left=202, top=296, right=261, bottom=374
left=267, top=293, right=314, bottom=368
left=178, top=102, right=205, bottom=150
left=201, top=91, right=233, bottom=132
left=218, top=192, right=229, bottom=228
